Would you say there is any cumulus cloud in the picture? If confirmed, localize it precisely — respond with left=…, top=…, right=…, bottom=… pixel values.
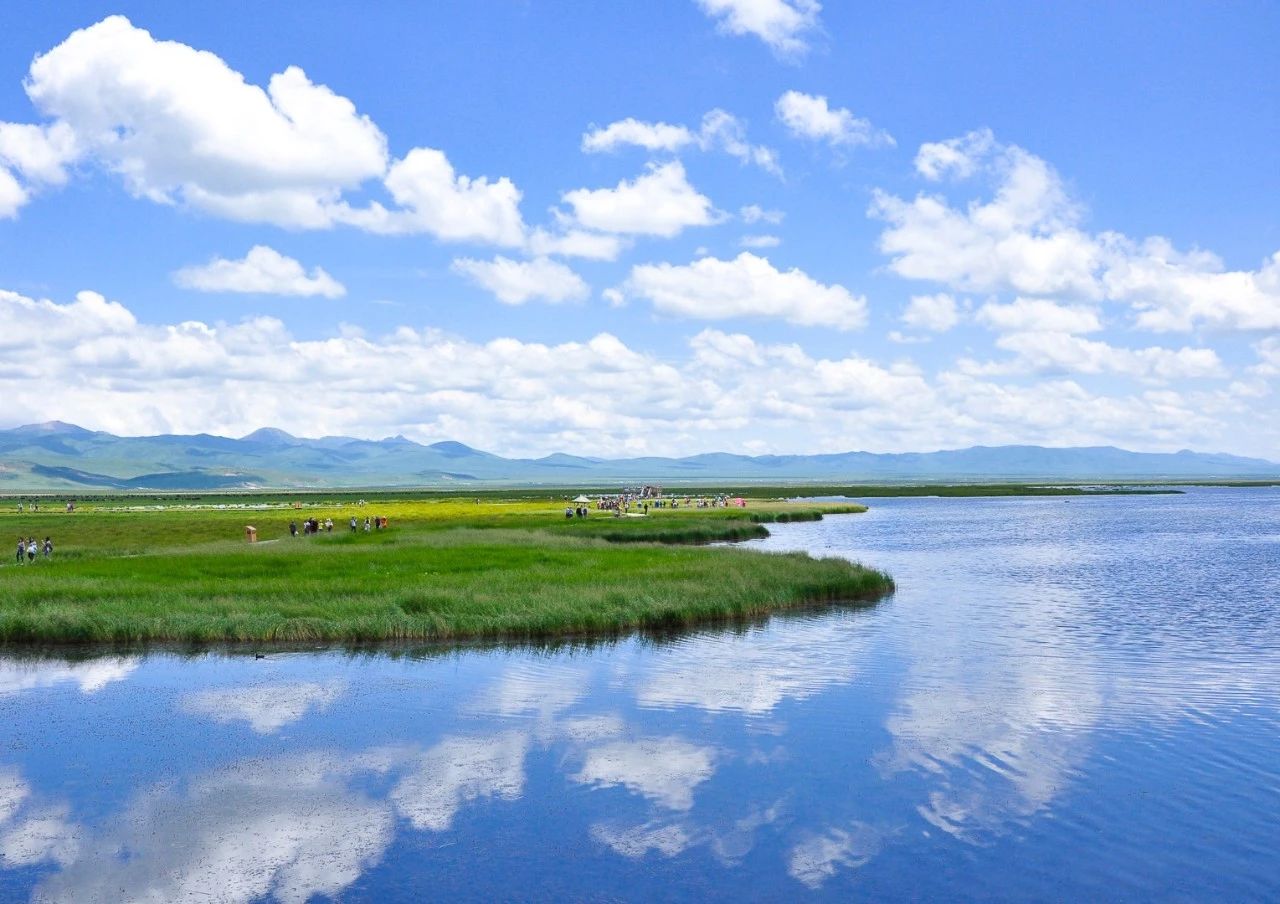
left=19, top=16, right=386, bottom=224
left=174, top=246, right=346, bottom=298
left=874, top=129, right=1280, bottom=331
left=526, top=227, right=626, bottom=261
left=0, top=167, right=27, bottom=218
left=582, top=109, right=786, bottom=175
left=775, top=91, right=893, bottom=149
left=621, top=252, right=867, bottom=329
left=343, top=147, right=526, bottom=245
left=560, top=161, right=717, bottom=237
left=0, top=121, right=78, bottom=215
left=0, top=287, right=1258, bottom=458
left=2, top=17, right=527, bottom=246
left=695, top=0, right=823, bottom=58
left=453, top=256, right=589, bottom=305
left=975, top=297, right=1101, bottom=334
left=739, top=234, right=781, bottom=248
left=872, top=134, right=1099, bottom=299
left=1105, top=243, right=1280, bottom=333
left=901, top=293, right=962, bottom=333
left=967, top=333, right=1226, bottom=382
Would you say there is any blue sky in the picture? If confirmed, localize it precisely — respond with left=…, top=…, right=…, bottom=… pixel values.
left=1, top=1, right=1277, bottom=457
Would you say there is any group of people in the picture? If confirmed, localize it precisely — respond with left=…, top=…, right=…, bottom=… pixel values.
left=14, top=536, right=52, bottom=564
left=289, top=515, right=388, bottom=537
left=564, top=506, right=591, bottom=519
left=291, top=518, right=334, bottom=536
left=14, top=501, right=75, bottom=513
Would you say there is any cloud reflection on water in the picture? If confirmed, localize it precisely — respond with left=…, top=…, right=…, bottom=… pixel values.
left=0, top=657, right=138, bottom=696
left=182, top=679, right=348, bottom=733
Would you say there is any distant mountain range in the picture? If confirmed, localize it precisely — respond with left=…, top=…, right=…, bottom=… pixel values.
left=0, top=421, right=1277, bottom=491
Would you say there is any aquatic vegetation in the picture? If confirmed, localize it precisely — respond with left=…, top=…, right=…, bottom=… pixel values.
left=0, top=496, right=891, bottom=644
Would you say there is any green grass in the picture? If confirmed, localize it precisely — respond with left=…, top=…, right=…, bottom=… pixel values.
left=0, top=496, right=891, bottom=644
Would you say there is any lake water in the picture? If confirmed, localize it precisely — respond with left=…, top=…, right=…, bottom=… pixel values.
left=2, top=488, right=1278, bottom=902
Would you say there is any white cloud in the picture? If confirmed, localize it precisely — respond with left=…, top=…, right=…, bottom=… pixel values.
left=4, top=17, right=528, bottom=246
left=1105, top=243, right=1280, bottom=333
left=582, top=118, right=694, bottom=154
left=697, top=109, right=782, bottom=175
left=561, top=161, right=716, bottom=237
left=1254, top=336, right=1280, bottom=377
left=574, top=738, right=716, bottom=810
left=875, top=129, right=1280, bottom=332
left=901, top=293, right=961, bottom=333
left=739, top=234, right=781, bottom=248
left=621, top=252, right=866, bottom=329
left=526, top=227, right=626, bottom=261
left=453, top=256, right=589, bottom=305
left=975, top=297, right=1101, bottom=334
left=21, top=16, right=386, bottom=225
left=582, top=110, right=780, bottom=176
left=914, top=128, right=998, bottom=181
left=0, top=288, right=1260, bottom=458
left=0, top=122, right=78, bottom=184
left=345, top=147, right=526, bottom=245
left=740, top=204, right=784, bottom=225
left=0, top=121, right=79, bottom=215
left=174, top=246, right=346, bottom=298
left=775, top=91, right=893, bottom=148
left=695, top=0, right=823, bottom=57
left=0, top=167, right=27, bottom=218
left=872, top=136, right=1099, bottom=299
left=971, top=333, right=1226, bottom=382
left=182, top=679, right=347, bottom=733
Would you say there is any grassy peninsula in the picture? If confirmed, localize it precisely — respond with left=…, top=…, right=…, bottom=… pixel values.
left=0, top=495, right=891, bottom=644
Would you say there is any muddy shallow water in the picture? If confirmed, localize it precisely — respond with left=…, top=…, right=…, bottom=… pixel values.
left=2, top=487, right=1278, bottom=901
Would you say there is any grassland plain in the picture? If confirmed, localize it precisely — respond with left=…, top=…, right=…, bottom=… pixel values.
left=0, top=495, right=892, bottom=644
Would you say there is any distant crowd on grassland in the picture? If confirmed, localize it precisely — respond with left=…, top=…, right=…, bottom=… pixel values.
left=576, top=488, right=747, bottom=517
left=14, top=501, right=76, bottom=513
left=289, top=515, right=388, bottom=537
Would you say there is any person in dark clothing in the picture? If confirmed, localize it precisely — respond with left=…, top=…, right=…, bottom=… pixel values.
left=289, top=521, right=298, bottom=537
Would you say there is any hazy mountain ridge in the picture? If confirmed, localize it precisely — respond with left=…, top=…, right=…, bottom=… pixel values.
left=1, top=422, right=1276, bottom=490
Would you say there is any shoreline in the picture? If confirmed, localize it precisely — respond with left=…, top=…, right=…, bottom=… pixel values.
left=0, top=499, right=892, bottom=646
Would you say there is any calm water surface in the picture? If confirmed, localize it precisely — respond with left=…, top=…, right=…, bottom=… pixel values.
left=1, top=488, right=1278, bottom=902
